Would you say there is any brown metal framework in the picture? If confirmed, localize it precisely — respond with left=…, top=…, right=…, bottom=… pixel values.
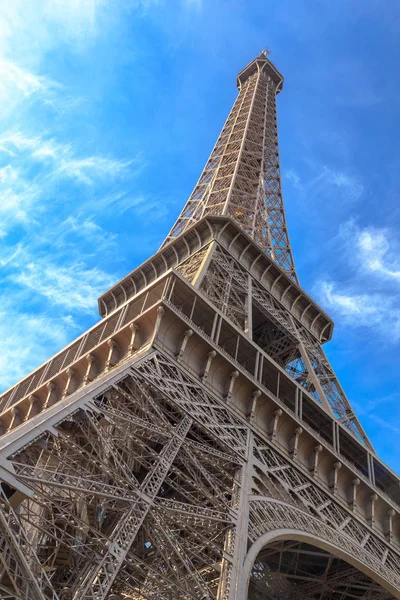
left=0, top=52, right=398, bottom=600
left=162, top=52, right=297, bottom=282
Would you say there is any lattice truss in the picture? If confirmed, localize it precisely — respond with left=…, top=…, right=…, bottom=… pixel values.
left=198, top=244, right=370, bottom=445
left=248, top=542, right=394, bottom=600
left=163, top=53, right=297, bottom=283
left=0, top=352, right=397, bottom=599
left=138, top=355, right=400, bottom=598
left=176, top=246, right=210, bottom=285
left=1, top=369, right=240, bottom=600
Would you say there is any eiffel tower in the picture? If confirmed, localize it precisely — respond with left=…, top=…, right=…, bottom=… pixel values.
left=0, top=51, right=399, bottom=600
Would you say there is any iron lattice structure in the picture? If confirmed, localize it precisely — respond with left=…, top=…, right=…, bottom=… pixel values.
left=0, top=52, right=399, bottom=600
left=162, top=52, right=297, bottom=282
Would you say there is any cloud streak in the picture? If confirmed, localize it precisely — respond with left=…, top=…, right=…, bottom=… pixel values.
left=0, top=305, right=75, bottom=390
left=0, top=131, right=135, bottom=184
left=0, top=0, right=142, bottom=389
left=357, top=227, right=400, bottom=282
left=0, top=295, right=78, bottom=390
left=317, top=280, right=400, bottom=340
left=285, top=165, right=363, bottom=204
left=0, top=58, right=60, bottom=106
left=315, top=222, right=400, bottom=342
left=0, top=130, right=141, bottom=242
left=15, top=259, right=115, bottom=313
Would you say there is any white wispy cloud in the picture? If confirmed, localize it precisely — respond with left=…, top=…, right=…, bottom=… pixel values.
left=365, top=392, right=400, bottom=411
left=0, top=132, right=60, bottom=155
left=0, top=165, right=19, bottom=183
left=42, top=0, right=99, bottom=40
left=0, top=131, right=134, bottom=185
left=62, top=215, right=115, bottom=243
left=0, top=1, right=105, bottom=56
left=0, top=211, right=118, bottom=392
left=0, top=130, right=139, bottom=239
left=317, top=281, right=400, bottom=339
left=368, top=414, right=400, bottom=436
left=284, top=165, right=363, bottom=203
left=0, top=53, right=64, bottom=117
left=315, top=222, right=400, bottom=341
left=96, top=191, right=170, bottom=220
left=0, top=58, right=58, bottom=104
left=285, top=169, right=302, bottom=190
left=13, top=257, right=114, bottom=314
left=357, top=227, right=400, bottom=282
left=55, top=155, right=134, bottom=185
left=0, top=299, right=76, bottom=389
left=0, top=0, right=125, bottom=120
left=0, top=179, right=40, bottom=230
left=337, top=220, right=400, bottom=282
left=0, top=244, right=24, bottom=268
left=36, top=215, right=117, bottom=258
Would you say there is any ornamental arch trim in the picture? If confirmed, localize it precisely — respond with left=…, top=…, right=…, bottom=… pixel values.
left=241, top=499, right=400, bottom=599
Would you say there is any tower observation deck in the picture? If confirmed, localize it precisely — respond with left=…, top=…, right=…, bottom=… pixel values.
left=0, top=52, right=399, bottom=600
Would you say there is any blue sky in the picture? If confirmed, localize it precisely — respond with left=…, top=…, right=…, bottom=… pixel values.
left=0, top=1, right=399, bottom=471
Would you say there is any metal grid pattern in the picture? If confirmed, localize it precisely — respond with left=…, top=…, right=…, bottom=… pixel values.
left=198, top=243, right=371, bottom=447
left=0, top=348, right=398, bottom=598
left=162, top=53, right=297, bottom=282
left=249, top=542, right=394, bottom=600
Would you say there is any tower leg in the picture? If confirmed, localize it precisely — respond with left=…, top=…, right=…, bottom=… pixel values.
left=218, top=431, right=253, bottom=600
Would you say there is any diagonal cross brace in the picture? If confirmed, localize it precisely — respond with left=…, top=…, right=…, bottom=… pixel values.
left=0, top=504, right=60, bottom=600
left=72, top=413, right=193, bottom=600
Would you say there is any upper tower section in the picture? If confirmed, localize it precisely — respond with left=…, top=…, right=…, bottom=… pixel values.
left=236, top=50, right=284, bottom=92
left=161, top=51, right=297, bottom=282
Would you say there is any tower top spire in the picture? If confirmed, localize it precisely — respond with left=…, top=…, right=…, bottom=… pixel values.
left=236, top=51, right=283, bottom=91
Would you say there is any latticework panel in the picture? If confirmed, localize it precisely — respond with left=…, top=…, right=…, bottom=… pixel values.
left=0, top=351, right=398, bottom=599
left=197, top=243, right=370, bottom=446
left=3, top=367, right=239, bottom=600
left=162, top=53, right=297, bottom=283
left=176, top=245, right=210, bottom=284
left=200, top=246, right=249, bottom=330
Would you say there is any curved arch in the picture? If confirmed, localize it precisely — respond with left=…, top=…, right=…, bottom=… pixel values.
left=240, top=528, right=400, bottom=599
